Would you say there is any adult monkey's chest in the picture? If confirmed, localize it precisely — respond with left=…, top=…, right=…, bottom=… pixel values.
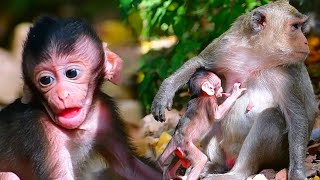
left=211, top=48, right=265, bottom=93
left=219, top=77, right=278, bottom=156
left=221, top=70, right=283, bottom=137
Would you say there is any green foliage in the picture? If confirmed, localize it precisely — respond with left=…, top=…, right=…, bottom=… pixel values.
left=120, top=0, right=269, bottom=113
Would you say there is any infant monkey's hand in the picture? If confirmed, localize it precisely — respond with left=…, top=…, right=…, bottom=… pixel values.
left=231, top=83, right=247, bottom=98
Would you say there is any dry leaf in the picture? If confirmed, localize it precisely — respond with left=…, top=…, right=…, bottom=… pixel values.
left=154, top=131, right=172, bottom=158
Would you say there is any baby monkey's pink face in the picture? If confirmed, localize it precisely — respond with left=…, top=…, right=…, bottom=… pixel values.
left=214, top=86, right=223, bottom=97
left=31, top=39, right=123, bottom=130
left=33, top=37, right=102, bottom=129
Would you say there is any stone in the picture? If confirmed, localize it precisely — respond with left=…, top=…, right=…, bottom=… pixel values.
left=0, top=48, right=22, bottom=104
left=116, top=99, right=143, bottom=126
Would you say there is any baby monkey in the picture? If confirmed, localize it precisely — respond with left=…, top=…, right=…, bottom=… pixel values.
left=158, top=68, right=246, bottom=180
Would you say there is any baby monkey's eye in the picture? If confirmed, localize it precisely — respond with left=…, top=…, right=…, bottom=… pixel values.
left=65, top=68, right=80, bottom=79
left=39, top=76, right=54, bottom=86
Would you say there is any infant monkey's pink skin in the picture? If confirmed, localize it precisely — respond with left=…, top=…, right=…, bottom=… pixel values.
left=158, top=69, right=246, bottom=180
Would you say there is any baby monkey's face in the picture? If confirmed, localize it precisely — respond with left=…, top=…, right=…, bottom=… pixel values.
left=214, top=86, right=223, bottom=97
left=210, top=76, right=223, bottom=97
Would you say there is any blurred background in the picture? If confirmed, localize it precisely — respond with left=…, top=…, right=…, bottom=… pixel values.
left=0, top=0, right=320, bottom=171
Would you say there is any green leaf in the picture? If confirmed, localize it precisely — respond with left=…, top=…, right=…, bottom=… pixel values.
left=119, top=0, right=132, bottom=9
left=177, top=5, right=186, bottom=15
left=138, top=73, right=153, bottom=96
left=223, top=0, right=230, bottom=4
left=170, top=52, right=186, bottom=71
left=119, top=0, right=133, bottom=16
left=176, top=40, right=201, bottom=54
left=159, top=61, right=170, bottom=79
left=170, top=40, right=201, bottom=71
left=150, top=0, right=173, bottom=27
left=128, top=11, right=143, bottom=36
left=212, top=0, right=224, bottom=7
left=173, top=16, right=187, bottom=37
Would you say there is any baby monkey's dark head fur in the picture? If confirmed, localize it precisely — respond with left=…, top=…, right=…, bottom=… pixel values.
left=22, top=16, right=105, bottom=101
left=188, top=68, right=220, bottom=99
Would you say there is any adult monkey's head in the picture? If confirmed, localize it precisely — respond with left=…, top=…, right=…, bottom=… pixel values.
left=231, top=0, right=309, bottom=64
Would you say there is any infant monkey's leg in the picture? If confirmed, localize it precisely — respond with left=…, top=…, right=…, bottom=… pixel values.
left=184, top=141, right=208, bottom=180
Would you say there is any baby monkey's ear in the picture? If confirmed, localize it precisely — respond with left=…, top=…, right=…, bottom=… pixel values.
left=201, top=81, right=215, bottom=96
left=103, top=42, right=123, bottom=85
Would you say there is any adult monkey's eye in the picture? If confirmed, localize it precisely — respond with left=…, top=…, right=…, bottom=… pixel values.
left=65, top=68, right=80, bottom=79
left=39, top=76, right=54, bottom=86
left=291, top=23, right=301, bottom=31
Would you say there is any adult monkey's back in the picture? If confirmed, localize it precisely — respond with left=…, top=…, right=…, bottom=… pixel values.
left=152, top=0, right=318, bottom=180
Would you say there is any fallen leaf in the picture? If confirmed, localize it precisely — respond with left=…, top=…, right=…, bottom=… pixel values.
left=313, top=176, right=320, bottom=180
left=154, top=131, right=172, bottom=158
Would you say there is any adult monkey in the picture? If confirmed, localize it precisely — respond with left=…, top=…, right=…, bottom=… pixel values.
left=0, top=16, right=162, bottom=180
left=151, top=1, right=318, bottom=180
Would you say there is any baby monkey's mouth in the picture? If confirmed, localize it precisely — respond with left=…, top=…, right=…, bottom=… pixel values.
left=58, top=107, right=82, bottom=119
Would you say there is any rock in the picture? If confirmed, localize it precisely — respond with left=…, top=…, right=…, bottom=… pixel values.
left=11, top=23, right=32, bottom=60
left=259, top=169, right=276, bottom=179
left=0, top=22, right=31, bottom=105
left=306, top=154, right=317, bottom=163
left=275, top=168, right=287, bottom=180
left=111, top=45, right=141, bottom=85
left=101, top=81, right=134, bottom=99
left=100, top=44, right=141, bottom=100
left=306, top=168, right=318, bottom=178
left=0, top=48, right=22, bottom=104
left=141, top=109, right=181, bottom=138
left=116, top=99, right=143, bottom=126
left=131, top=109, right=181, bottom=160
left=247, top=174, right=268, bottom=180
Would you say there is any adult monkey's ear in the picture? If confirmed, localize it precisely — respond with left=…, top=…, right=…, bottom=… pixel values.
left=250, top=10, right=267, bottom=33
left=103, top=42, right=123, bottom=85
